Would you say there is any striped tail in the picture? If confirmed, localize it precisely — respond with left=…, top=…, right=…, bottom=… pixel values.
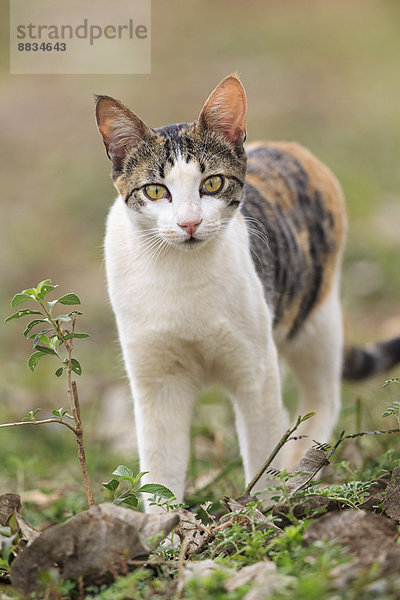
left=343, top=336, right=400, bottom=381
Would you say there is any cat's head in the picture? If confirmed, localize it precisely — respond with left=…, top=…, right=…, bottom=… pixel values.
left=95, top=75, right=247, bottom=250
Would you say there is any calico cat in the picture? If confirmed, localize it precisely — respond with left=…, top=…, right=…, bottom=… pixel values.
left=95, top=75, right=400, bottom=508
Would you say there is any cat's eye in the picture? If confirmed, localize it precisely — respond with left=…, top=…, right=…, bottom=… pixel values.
left=201, top=175, right=224, bottom=195
left=143, top=184, right=170, bottom=201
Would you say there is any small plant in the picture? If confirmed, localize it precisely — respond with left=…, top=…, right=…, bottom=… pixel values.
left=102, top=464, right=174, bottom=509
left=0, top=526, right=18, bottom=577
left=295, top=480, right=371, bottom=509
left=2, top=279, right=94, bottom=507
left=382, top=401, right=400, bottom=429
left=383, top=377, right=400, bottom=388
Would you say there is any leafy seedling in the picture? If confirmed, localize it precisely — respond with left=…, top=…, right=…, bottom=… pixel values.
left=102, top=465, right=174, bottom=509
left=2, top=279, right=94, bottom=507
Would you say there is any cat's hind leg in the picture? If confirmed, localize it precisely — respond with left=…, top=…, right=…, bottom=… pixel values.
left=280, top=280, right=344, bottom=471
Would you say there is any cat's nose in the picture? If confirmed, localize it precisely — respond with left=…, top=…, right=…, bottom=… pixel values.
left=178, top=219, right=202, bottom=237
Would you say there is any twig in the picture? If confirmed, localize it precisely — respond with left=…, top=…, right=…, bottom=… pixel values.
left=72, top=380, right=95, bottom=507
left=128, top=559, right=180, bottom=567
left=55, top=315, right=95, bottom=507
left=0, top=418, right=76, bottom=434
left=327, top=430, right=345, bottom=460
left=245, top=415, right=310, bottom=495
left=344, top=428, right=400, bottom=440
left=176, top=537, right=191, bottom=598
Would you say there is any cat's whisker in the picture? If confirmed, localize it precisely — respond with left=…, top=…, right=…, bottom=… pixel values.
left=242, top=215, right=270, bottom=242
left=151, top=238, right=169, bottom=265
left=134, top=236, right=164, bottom=263
left=243, top=221, right=270, bottom=249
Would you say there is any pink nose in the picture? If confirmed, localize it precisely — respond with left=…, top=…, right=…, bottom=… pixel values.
left=178, top=219, right=202, bottom=237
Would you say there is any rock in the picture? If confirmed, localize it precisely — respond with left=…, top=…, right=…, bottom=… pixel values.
left=10, top=502, right=179, bottom=594
left=304, top=510, right=397, bottom=567
left=383, top=466, right=400, bottom=522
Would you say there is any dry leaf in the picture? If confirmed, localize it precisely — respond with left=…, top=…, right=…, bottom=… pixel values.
left=0, top=493, right=39, bottom=545
left=174, top=508, right=212, bottom=556
left=219, top=496, right=282, bottom=536
left=286, top=448, right=328, bottom=496
left=11, top=502, right=179, bottom=594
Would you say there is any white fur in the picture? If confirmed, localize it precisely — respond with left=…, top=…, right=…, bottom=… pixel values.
left=104, top=157, right=343, bottom=509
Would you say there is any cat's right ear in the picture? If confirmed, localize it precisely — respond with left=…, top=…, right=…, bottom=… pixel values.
left=95, top=95, right=152, bottom=169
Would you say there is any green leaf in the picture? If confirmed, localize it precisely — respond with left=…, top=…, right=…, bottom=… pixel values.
left=64, top=332, right=90, bottom=341
left=382, top=401, right=400, bottom=418
left=36, top=280, right=58, bottom=301
left=31, top=330, right=52, bottom=346
left=383, top=377, right=400, bottom=388
left=21, top=408, right=41, bottom=421
left=55, top=367, right=64, bottom=377
left=40, top=333, right=51, bottom=346
left=136, top=484, right=175, bottom=499
left=11, top=293, right=34, bottom=308
left=5, top=309, right=43, bottom=323
left=70, top=358, right=82, bottom=376
left=57, top=293, right=81, bottom=306
left=117, top=493, right=139, bottom=508
left=23, top=319, right=48, bottom=337
left=21, top=287, right=37, bottom=296
left=54, top=315, right=72, bottom=323
left=112, top=465, right=135, bottom=481
left=28, top=351, right=46, bottom=372
left=131, top=470, right=151, bottom=488
left=34, top=345, right=57, bottom=356
left=102, top=479, right=120, bottom=493
left=300, top=412, right=316, bottom=423
left=52, top=407, right=70, bottom=418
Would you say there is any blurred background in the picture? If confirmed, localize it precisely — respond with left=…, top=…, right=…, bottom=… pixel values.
left=1, top=0, right=400, bottom=518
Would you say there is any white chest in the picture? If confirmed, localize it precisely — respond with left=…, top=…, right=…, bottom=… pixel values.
left=104, top=198, right=272, bottom=387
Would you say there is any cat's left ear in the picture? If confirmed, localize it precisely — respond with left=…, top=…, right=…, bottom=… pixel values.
left=198, top=74, right=247, bottom=146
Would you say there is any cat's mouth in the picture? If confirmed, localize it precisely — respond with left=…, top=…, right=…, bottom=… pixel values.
left=184, top=237, right=201, bottom=246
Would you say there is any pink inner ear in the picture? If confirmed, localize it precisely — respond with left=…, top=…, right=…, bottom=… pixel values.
left=200, top=76, right=247, bottom=144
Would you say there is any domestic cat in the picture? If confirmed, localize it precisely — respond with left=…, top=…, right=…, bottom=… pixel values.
left=96, top=75, right=400, bottom=508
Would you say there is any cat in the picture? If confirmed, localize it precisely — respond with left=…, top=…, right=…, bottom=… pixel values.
left=95, top=75, right=400, bottom=509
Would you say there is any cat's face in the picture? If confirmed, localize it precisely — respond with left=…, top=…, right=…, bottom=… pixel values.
left=96, top=75, right=247, bottom=250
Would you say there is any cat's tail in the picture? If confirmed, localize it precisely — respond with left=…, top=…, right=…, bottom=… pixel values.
left=342, top=336, right=400, bottom=381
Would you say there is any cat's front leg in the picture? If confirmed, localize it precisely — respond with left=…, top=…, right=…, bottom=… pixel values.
left=132, top=378, right=197, bottom=512
left=228, top=342, right=288, bottom=493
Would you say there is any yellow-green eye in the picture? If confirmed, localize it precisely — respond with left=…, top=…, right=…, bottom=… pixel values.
left=201, top=175, right=224, bottom=195
left=143, top=184, right=169, bottom=200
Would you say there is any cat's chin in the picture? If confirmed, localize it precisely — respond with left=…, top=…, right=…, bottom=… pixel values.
left=180, top=237, right=214, bottom=251
left=166, top=237, right=212, bottom=252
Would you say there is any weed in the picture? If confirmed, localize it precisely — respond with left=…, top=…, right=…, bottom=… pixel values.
left=3, top=280, right=94, bottom=506
left=102, top=464, right=175, bottom=509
